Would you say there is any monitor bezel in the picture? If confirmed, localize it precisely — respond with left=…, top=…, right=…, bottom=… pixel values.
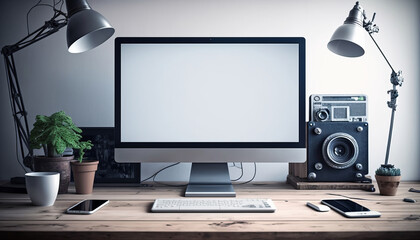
left=115, top=37, right=306, bottom=149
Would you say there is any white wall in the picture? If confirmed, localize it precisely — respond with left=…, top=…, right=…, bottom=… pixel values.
left=1, top=0, right=419, bottom=182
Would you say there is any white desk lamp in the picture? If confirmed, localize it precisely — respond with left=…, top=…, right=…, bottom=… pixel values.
left=327, top=1, right=404, bottom=170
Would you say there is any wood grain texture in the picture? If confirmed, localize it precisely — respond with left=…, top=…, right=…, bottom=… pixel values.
left=1, top=182, right=419, bottom=240
left=287, top=174, right=375, bottom=190
left=289, top=162, right=307, bottom=178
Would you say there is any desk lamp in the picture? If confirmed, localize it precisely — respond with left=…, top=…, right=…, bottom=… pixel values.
left=327, top=1, right=403, bottom=170
left=2, top=0, right=114, bottom=173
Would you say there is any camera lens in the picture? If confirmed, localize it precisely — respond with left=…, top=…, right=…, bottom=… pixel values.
left=330, top=140, right=352, bottom=162
left=322, top=133, right=359, bottom=169
left=316, top=109, right=329, bottom=121
left=334, top=145, right=346, bottom=157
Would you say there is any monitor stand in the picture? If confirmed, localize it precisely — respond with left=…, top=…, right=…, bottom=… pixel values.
left=185, top=163, right=236, bottom=197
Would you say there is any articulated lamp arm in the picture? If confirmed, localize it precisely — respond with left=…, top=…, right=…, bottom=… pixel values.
left=362, top=9, right=404, bottom=167
left=1, top=11, right=68, bottom=170
left=2, top=0, right=115, bottom=172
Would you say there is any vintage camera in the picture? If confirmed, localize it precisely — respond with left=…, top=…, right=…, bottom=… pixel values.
left=310, top=94, right=368, bottom=122
left=306, top=121, right=369, bottom=182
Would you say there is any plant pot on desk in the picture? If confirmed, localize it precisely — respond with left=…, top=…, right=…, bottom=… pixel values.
left=71, top=160, right=99, bottom=194
left=375, top=175, right=401, bottom=196
left=33, top=155, right=74, bottom=194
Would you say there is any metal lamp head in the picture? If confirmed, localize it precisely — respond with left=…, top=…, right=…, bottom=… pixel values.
left=327, top=2, right=366, bottom=57
left=66, top=0, right=115, bottom=53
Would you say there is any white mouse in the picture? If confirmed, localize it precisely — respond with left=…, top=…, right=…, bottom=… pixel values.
left=306, top=202, right=330, bottom=212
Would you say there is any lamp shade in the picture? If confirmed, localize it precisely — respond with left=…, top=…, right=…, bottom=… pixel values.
left=66, top=1, right=114, bottom=53
left=327, top=1, right=367, bottom=58
left=327, top=23, right=366, bottom=57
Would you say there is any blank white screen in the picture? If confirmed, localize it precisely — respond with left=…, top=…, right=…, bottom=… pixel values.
left=120, top=43, right=299, bottom=142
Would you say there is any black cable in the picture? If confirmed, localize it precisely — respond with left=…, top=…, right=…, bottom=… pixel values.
left=53, top=0, right=65, bottom=12
left=231, top=162, right=244, bottom=182
left=231, top=162, right=243, bottom=169
left=26, top=0, right=58, bottom=36
left=58, top=0, right=64, bottom=12
left=152, top=163, right=188, bottom=187
left=140, top=162, right=182, bottom=184
left=26, top=0, right=45, bottom=35
left=234, top=162, right=257, bottom=185
left=140, top=161, right=256, bottom=187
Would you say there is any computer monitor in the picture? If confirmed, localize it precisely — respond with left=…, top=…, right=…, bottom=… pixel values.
left=115, top=37, right=306, bottom=197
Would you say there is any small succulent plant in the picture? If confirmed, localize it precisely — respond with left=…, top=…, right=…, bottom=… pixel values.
left=375, top=165, right=401, bottom=176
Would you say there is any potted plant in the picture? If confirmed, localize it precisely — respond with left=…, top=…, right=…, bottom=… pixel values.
left=375, top=164, right=401, bottom=196
left=70, top=143, right=99, bottom=194
left=30, top=111, right=93, bottom=194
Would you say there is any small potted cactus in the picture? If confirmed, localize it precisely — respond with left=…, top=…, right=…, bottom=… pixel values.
left=375, top=164, right=401, bottom=196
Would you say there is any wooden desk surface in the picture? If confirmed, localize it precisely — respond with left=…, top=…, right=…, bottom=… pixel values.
left=1, top=181, right=419, bottom=240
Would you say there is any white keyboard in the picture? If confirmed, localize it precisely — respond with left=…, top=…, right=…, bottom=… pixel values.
left=151, top=198, right=276, bottom=213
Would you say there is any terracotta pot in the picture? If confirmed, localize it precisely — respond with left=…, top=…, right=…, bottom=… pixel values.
left=33, top=155, right=74, bottom=194
left=71, top=160, right=99, bottom=194
left=375, top=175, right=401, bottom=196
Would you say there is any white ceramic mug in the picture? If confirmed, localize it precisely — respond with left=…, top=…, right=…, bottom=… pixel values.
left=25, top=172, right=60, bottom=206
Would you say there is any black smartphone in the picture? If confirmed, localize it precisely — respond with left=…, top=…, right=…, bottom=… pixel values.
left=321, top=199, right=381, bottom=218
left=66, top=199, right=109, bottom=214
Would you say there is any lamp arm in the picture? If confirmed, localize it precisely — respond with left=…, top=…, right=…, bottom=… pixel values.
left=2, top=11, right=67, bottom=56
left=367, top=33, right=396, bottom=74
left=1, top=12, right=68, bottom=170
left=383, top=87, right=397, bottom=167
left=366, top=31, right=404, bottom=167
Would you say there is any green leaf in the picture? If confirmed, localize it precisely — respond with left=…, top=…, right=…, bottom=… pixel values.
left=29, top=111, right=94, bottom=159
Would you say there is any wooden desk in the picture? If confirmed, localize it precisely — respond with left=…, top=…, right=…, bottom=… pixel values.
left=1, top=182, right=419, bottom=240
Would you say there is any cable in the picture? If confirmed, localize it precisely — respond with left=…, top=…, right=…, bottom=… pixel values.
left=230, top=162, right=242, bottom=169
left=58, top=0, right=64, bottom=12
left=26, top=0, right=45, bottom=35
left=53, top=0, right=65, bottom=12
left=152, top=163, right=188, bottom=187
left=26, top=0, right=57, bottom=36
left=231, top=162, right=244, bottom=182
left=140, top=161, right=256, bottom=186
left=140, top=162, right=185, bottom=186
left=234, top=162, right=257, bottom=185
